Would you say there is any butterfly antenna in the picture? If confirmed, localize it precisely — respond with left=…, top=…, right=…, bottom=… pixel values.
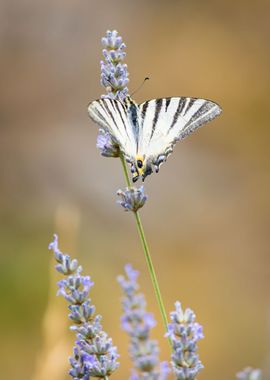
left=130, top=77, right=150, bottom=97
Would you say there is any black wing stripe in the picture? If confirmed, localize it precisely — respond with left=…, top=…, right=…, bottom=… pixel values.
left=102, top=99, right=119, bottom=131
left=150, top=98, right=163, bottom=139
left=183, top=101, right=210, bottom=130
left=165, top=98, right=171, bottom=112
left=141, top=101, right=149, bottom=127
left=169, top=98, right=186, bottom=131
left=183, top=101, right=207, bottom=127
left=113, top=100, right=126, bottom=131
left=179, top=102, right=221, bottom=140
left=183, top=98, right=196, bottom=116
left=114, top=99, right=136, bottom=145
left=92, top=105, right=108, bottom=125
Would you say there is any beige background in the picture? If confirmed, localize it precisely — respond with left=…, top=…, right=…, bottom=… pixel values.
left=1, top=1, right=270, bottom=379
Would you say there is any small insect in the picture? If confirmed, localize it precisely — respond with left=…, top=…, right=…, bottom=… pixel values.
left=88, top=96, right=222, bottom=182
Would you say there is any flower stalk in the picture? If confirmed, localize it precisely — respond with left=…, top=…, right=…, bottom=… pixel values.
left=120, top=153, right=170, bottom=345
left=97, top=30, right=170, bottom=346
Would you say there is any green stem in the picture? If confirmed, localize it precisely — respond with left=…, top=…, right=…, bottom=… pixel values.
left=133, top=211, right=169, bottom=337
left=119, top=153, right=171, bottom=345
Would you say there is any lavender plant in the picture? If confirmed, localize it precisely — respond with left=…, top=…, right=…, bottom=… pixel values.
left=117, top=187, right=148, bottom=212
left=89, top=29, right=206, bottom=380
left=100, top=30, right=129, bottom=101
left=47, top=237, right=262, bottom=379
left=97, top=128, right=120, bottom=158
left=118, top=264, right=170, bottom=380
left=166, top=302, right=204, bottom=380
left=236, top=368, right=262, bottom=380
left=48, top=234, right=119, bottom=379
left=95, top=30, right=169, bottom=344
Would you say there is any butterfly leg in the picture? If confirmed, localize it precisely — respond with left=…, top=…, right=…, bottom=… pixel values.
left=142, top=164, right=153, bottom=182
left=131, top=163, right=139, bottom=182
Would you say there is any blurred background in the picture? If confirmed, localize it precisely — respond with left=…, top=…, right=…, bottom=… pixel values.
left=1, top=0, right=270, bottom=379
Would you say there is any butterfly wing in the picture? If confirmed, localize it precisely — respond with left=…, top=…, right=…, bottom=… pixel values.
left=138, top=97, right=222, bottom=176
left=88, top=98, right=137, bottom=162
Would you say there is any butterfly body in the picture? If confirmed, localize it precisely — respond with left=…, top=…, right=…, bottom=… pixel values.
left=88, top=96, right=222, bottom=182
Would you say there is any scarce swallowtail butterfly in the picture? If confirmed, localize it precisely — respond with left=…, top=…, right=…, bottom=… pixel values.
left=88, top=96, right=222, bottom=182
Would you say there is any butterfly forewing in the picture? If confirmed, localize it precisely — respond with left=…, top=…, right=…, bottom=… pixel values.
left=138, top=97, right=222, bottom=163
left=88, top=98, right=137, bottom=161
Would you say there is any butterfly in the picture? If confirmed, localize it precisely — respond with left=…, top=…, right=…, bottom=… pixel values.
left=88, top=96, right=222, bottom=182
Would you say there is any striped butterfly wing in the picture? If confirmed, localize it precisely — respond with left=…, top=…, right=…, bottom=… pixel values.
left=138, top=97, right=222, bottom=170
left=88, top=98, right=137, bottom=162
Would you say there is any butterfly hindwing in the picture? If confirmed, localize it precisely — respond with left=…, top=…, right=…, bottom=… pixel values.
left=138, top=97, right=222, bottom=169
left=88, top=98, right=137, bottom=162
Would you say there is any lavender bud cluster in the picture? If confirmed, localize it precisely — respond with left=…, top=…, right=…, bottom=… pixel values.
left=96, top=128, right=120, bottom=158
left=118, top=264, right=170, bottom=380
left=166, top=302, right=204, bottom=380
left=49, top=234, right=119, bottom=379
left=236, top=367, right=262, bottom=380
left=96, top=30, right=130, bottom=157
left=117, top=186, right=148, bottom=212
left=101, top=30, right=129, bottom=101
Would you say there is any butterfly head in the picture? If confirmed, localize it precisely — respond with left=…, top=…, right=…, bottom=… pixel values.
left=132, top=155, right=153, bottom=182
left=135, top=155, right=145, bottom=174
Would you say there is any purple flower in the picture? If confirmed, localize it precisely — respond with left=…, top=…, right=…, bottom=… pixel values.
left=166, top=301, right=204, bottom=380
left=57, top=274, right=94, bottom=305
left=95, top=30, right=129, bottom=160
left=160, top=361, right=171, bottom=380
left=236, top=368, right=262, bottom=380
left=96, top=128, right=120, bottom=158
left=69, top=346, right=89, bottom=380
left=117, top=186, right=148, bottom=212
left=49, top=234, right=119, bottom=379
left=48, top=234, right=79, bottom=275
left=100, top=30, right=129, bottom=101
left=118, top=264, right=170, bottom=380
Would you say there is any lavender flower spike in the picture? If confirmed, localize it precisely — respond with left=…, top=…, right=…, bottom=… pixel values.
left=236, top=367, right=262, bottom=380
left=101, top=30, right=129, bottom=101
left=166, top=301, right=204, bottom=380
left=96, top=128, right=120, bottom=158
left=96, top=30, right=129, bottom=158
left=49, top=234, right=119, bottom=379
left=117, top=186, right=148, bottom=212
left=118, top=264, right=170, bottom=380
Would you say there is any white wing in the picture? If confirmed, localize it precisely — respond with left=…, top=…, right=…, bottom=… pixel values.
left=88, top=98, right=137, bottom=161
left=138, top=97, right=222, bottom=169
